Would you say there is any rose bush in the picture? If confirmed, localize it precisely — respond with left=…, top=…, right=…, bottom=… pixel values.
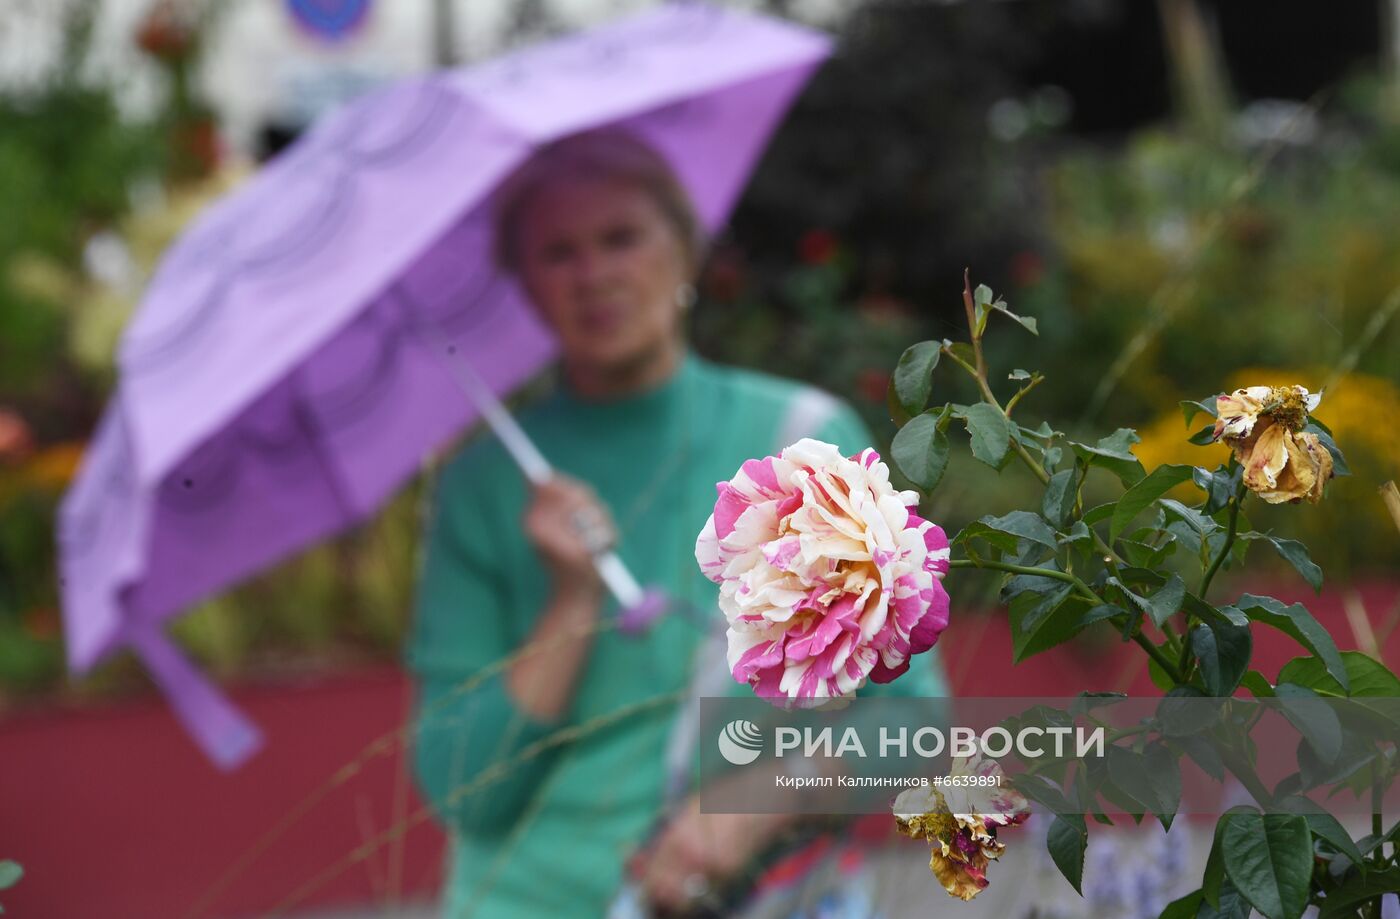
left=873, top=275, right=1396, bottom=917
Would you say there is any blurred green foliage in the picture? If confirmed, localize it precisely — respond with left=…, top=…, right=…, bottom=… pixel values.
left=1008, top=81, right=1400, bottom=572
left=0, top=11, right=166, bottom=698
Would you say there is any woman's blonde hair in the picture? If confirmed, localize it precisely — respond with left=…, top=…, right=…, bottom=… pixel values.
left=492, top=129, right=703, bottom=274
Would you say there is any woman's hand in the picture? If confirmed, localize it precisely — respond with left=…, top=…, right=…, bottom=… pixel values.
left=504, top=475, right=614, bottom=721
left=628, top=797, right=792, bottom=914
left=523, top=474, right=615, bottom=598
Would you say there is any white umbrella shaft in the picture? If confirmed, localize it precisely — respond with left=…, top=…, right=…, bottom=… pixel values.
left=432, top=339, right=646, bottom=610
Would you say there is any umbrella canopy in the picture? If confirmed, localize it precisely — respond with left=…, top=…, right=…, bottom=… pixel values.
left=58, top=4, right=830, bottom=768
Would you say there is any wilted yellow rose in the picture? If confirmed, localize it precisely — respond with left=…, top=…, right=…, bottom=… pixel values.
left=892, top=755, right=1030, bottom=901
left=1213, top=385, right=1332, bottom=504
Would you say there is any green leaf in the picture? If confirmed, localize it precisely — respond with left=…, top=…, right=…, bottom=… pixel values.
left=1277, top=651, right=1400, bottom=698
left=1181, top=398, right=1219, bottom=426
left=1083, top=502, right=1115, bottom=526
left=892, top=341, right=941, bottom=417
left=1160, top=499, right=1220, bottom=539
left=1010, top=772, right=1076, bottom=815
left=1182, top=592, right=1250, bottom=629
left=1316, top=867, right=1400, bottom=918
left=964, top=403, right=1011, bottom=468
left=1046, top=814, right=1086, bottom=894
left=1109, top=574, right=1184, bottom=629
left=890, top=409, right=950, bottom=491
left=1274, top=683, right=1343, bottom=763
left=1236, top=594, right=1349, bottom=692
left=973, top=283, right=994, bottom=336
left=946, top=341, right=976, bottom=368
left=1261, top=536, right=1322, bottom=593
left=1200, top=882, right=1252, bottom=919
left=1193, top=464, right=1240, bottom=514
left=955, top=522, right=1017, bottom=555
left=0, top=862, right=18, bottom=891
left=1189, top=423, right=1219, bottom=446
left=1190, top=621, right=1252, bottom=696
left=1070, top=428, right=1146, bottom=486
left=1276, top=796, right=1365, bottom=866
left=1238, top=670, right=1275, bottom=697
left=1041, top=468, right=1077, bottom=528
left=1002, top=311, right=1037, bottom=335
left=1159, top=890, right=1203, bottom=919
left=1179, top=733, right=1226, bottom=781
left=978, top=510, right=1060, bottom=550
left=1221, top=810, right=1311, bottom=919
left=1107, top=743, right=1180, bottom=830
left=974, top=284, right=1039, bottom=336
left=1148, top=574, right=1186, bottom=628
left=1012, top=599, right=1121, bottom=662
left=1008, top=368, right=1031, bottom=381
left=1007, top=582, right=1075, bottom=649
left=1120, top=535, right=1178, bottom=569
left=1156, top=685, right=1219, bottom=736
left=1299, top=730, right=1379, bottom=789
left=1111, top=464, right=1196, bottom=543
left=1059, top=520, right=1092, bottom=547
left=1202, top=813, right=1235, bottom=907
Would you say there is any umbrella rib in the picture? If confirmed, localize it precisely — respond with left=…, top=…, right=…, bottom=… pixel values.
left=291, top=370, right=363, bottom=524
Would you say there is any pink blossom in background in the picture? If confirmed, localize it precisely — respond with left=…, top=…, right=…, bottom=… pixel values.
left=695, top=438, right=950, bottom=701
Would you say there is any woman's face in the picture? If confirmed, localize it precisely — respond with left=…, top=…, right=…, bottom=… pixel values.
left=515, top=177, right=689, bottom=375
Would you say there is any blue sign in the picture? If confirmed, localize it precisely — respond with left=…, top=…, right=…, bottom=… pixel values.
left=286, top=0, right=371, bottom=43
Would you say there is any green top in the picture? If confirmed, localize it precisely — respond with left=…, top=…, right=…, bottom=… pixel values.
left=406, top=353, right=947, bottom=918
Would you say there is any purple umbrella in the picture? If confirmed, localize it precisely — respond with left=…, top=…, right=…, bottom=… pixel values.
left=58, top=4, right=830, bottom=769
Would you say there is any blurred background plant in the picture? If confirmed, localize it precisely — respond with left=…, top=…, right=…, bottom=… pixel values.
left=2, top=0, right=1398, bottom=701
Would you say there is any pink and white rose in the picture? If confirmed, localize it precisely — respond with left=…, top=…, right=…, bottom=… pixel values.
left=694, top=438, right=950, bottom=701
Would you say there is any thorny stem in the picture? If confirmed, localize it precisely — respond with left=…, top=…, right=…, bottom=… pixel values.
left=1005, top=376, right=1045, bottom=417
left=949, top=558, right=1097, bottom=602
left=1179, top=490, right=1244, bottom=683
left=945, top=277, right=1204, bottom=684
left=1200, top=491, right=1243, bottom=600
left=1161, top=624, right=1184, bottom=661
left=1175, top=622, right=1195, bottom=680
left=1132, top=630, right=1183, bottom=683
left=943, top=328, right=1132, bottom=572
left=941, top=341, right=1005, bottom=418
left=950, top=559, right=1185, bottom=683
left=1374, top=773, right=1386, bottom=868
left=941, top=340, right=1055, bottom=493
left=962, top=269, right=990, bottom=383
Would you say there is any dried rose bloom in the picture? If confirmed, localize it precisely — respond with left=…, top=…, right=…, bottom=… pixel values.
left=1213, top=385, right=1332, bottom=504
left=892, top=755, right=1030, bottom=901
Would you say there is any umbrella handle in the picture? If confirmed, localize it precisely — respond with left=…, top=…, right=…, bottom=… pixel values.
left=596, top=552, right=668, bottom=634
left=428, top=336, right=667, bottom=631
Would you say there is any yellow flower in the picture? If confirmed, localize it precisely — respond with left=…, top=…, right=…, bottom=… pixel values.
left=1213, top=385, right=1331, bottom=504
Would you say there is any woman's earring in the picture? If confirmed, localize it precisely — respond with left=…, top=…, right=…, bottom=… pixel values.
left=674, top=283, right=697, bottom=311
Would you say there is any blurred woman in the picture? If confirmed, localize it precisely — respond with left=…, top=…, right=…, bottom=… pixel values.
left=406, top=131, right=946, bottom=918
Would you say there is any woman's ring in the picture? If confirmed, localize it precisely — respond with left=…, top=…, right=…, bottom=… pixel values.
left=569, top=507, right=613, bottom=553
